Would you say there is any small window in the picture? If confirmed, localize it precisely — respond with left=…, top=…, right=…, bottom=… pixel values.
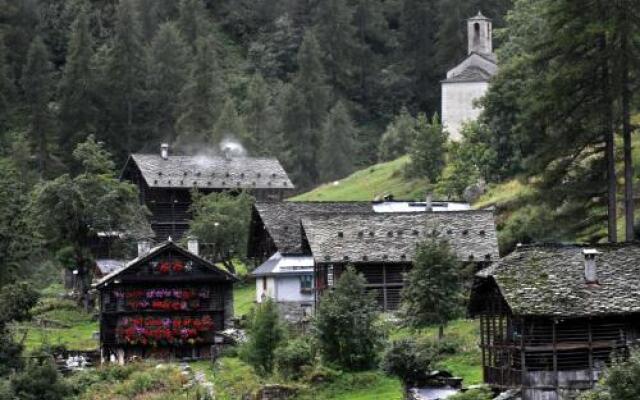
left=262, top=277, right=267, bottom=291
left=300, top=275, right=313, bottom=292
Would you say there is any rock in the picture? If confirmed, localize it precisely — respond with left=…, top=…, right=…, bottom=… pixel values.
left=463, top=179, right=486, bottom=203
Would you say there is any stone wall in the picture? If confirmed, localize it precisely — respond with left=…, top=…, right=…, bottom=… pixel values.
left=277, top=301, right=314, bottom=323
left=255, top=384, right=297, bottom=400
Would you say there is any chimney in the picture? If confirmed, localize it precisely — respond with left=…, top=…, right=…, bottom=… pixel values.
left=583, top=248, right=601, bottom=283
left=187, top=236, right=199, bottom=256
left=161, top=143, right=169, bottom=160
left=137, top=238, right=152, bottom=258
left=425, top=193, right=433, bottom=212
left=223, top=146, right=232, bottom=161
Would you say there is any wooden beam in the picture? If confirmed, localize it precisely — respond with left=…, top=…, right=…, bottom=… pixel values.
left=588, top=318, right=593, bottom=388
left=552, top=319, right=558, bottom=391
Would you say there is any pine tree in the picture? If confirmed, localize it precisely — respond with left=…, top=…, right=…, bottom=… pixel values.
left=176, top=35, right=224, bottom=145
left=401, top=239, right=462, bottom=337
left=147, top=22, right=188, bottom=144
left=0, top=38, right=14, bottom=131
left=240, top=299, right=283, bottom=375
left=243, top=73, right=277, bottom=155
left=178, top=0, right=207, bottom=47
left=136, top=0, right=161, bottom=43
left=102, top=0, right=148, bottom=158
left=318, top=101, right=356, bottom=182
left=280, top=31, right=328, bottom=189
left=21, top=36, right=54, bottom=176
left=407, top=113, right=447, bottom=183
left=377, top=107, right=416, bottom=162
left=314, top=0, right=358, bottom=99
left=58, top=5, right=96, bottom=163
left=211, top=96, right=248, bottom=146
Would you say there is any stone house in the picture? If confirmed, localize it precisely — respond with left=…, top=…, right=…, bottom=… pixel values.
left=470, top=244, right=640, bottom=400
left=442, top=11, right=498, bottom=141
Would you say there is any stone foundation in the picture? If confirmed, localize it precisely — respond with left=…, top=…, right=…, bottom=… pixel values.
left=276, top=301, right=314, bottom=323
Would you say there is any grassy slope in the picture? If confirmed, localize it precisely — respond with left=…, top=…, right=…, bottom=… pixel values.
left=234, top=281, right=256, bottom=318
left=291, top=156, right=428, bottom=202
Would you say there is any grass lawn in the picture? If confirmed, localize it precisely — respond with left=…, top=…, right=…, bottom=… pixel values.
left=234, top=280, right=256, bottom=318
left=291, top=156, right=428, bottom=202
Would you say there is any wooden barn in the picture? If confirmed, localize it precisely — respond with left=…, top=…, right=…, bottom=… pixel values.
left=470, top=244, right=640, bottom=400
left=93, top=240, right=236, bottom=364
left=120, top=144, right=293, bottom=240
left=302, top=211, right=499, bottom=311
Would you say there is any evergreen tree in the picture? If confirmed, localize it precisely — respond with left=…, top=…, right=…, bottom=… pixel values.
left=176, top=36, right=224, bottom=145
left=147, top=22, right=188, bottom=144
left=211, top=96, right=248, bottom=147
left=57, top=5, right=96, bottom=163
left=240, top=299, right=284, bottom=376
left=318, top=101, right=356, bottom=182
left=0, top=38, right=13, bottom=131
left=401, top=0, right=439, bottom=113
left=248, top=13, right=303, bottom=80
left=401, top=239, right=462, bottom=337
left=178, top=0, right=207, bottom=47
left=243, top=73, right=277, bottom=155
left=314, top=266, right=379, bottom=370
left=21, top=36, right=54, bottom=176
left=280, top=31, right=328, bottom=189
left=407, top=113, right=447, bottom=183
left=102, top=0, right=148, bottom=158
left=314, top=0, right=358, bottom=99
left=377, top=107, right=416, bottom=162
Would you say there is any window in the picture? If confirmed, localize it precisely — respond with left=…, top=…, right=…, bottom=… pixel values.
left=262, top=277, right=267, bottom=291
left=300, top=275, right=313, bottom=293
left=327, top=265, right=334, bottom=287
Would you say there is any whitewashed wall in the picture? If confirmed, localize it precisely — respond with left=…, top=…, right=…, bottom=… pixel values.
left=276, top=276, right=314, bottom=302
left=441, top=81, right=489, bottom=141
left=255, top=276, right=276, bottom=302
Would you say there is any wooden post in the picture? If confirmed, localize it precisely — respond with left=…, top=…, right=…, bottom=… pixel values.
left=588, top=319, right=594, bottom=388
left=520, top=317, right=526, bottom=389
left=480, top=315, right=486, bottom=382
left=382, top=262, right=387, bottom=311
left=552, top=319, right=558, bottom=392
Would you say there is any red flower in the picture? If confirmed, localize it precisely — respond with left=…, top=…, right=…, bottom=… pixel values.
left=158, top=262, right=171, bottom=274
left=172, top=261, right=185, bottom=273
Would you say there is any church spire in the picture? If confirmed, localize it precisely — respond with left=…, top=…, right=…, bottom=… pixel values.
left=467, top=11, right=492, bottom=55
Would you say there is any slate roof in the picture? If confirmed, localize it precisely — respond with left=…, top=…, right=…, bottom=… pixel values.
left=251, top=252, right=314, bottom=277
left=301, top=211, right=499, bottom=263
left=476, top=244, right=640, bottom=318
left=95, top=259, right=126, bottom=276
left=93, top=241, right=237, bottom=289
left=443, top=52, right=497, bottom=83
left=254, top=202, right=372, bottom=254
left=123, top=154, right=293, bottom=190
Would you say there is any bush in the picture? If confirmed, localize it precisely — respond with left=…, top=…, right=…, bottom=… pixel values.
left=380, top=337, right=436, bottom=386
left=314, top=266, right=380, bottom=370
left=301, top=364, right=343, bottom=385
left=240, top=298, right=284, bottom=375
left=10, top=359, right=71, bottom=400
left=275, top=336, right=315, bottom=380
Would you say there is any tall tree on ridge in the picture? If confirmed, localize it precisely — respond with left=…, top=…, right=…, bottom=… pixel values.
left=280, top=31, right=328, bottom=189
left=102, top=0, right=147, bottom=158
left=318, top=101, right=356, bottom=182
left=178, top=0, right=207, bottom=48
left=58, top=5, right=96, bottom=164
left=243, top=73, right=277, bottom=155
left=0, top=38, right=14, bottom=132
left=211, top=96, right=248, bottom=147
left=21, top=36, right=54, bottom=176
left=176, top=35, right=224, bottom=146
left=147, top=22, right=188, bottom=144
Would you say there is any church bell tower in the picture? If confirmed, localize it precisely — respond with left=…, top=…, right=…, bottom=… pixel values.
left=467, top=11, right=492, bottom=55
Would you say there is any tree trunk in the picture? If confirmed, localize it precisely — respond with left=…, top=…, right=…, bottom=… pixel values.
left=600, top=32, right=617, bottom=242
left=620, top=8, right=634, bottom=241
left=438, top=324, right=444, bottom=340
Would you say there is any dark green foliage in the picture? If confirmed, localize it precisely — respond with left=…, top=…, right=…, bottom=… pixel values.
left=378, top=107, right=415, bottom=162
left=577, top=349, right=640, bottom=400
left=380, top=337, right=435, bottom=386
left=178, top=0, right=208, bottom=47
left=10, top=359, right=71, bottom=400
left=0, top=283, right=39, bottom=377
left=243, top=73, right=278, bottom=155
left=27, top=137, right=150, bottom=307
left=280, top=31, right=328, bottom=189
left=147, top=22, right=188, bottom=144
left=314, top=266, right=379, bottom=370
left=0, top=39, right=14, bottom=130
left=21, top=35, right=54, bottom=176
left=241, top=299, right=284, bottom=376
left=57, top=5, right=96, bottom=163
left=211, top=96, right=248, bottom=146
left=274, top=336, right=315, bottom=380
left=318, top=101, right=356, bottom=182
left=187, top=191, right=253, bottom=273
left=176, top=35, right=224, bottom=146
left=407, top=113, right=447, bottom=183
left=401, top=240, right=462, bottom=331
left=100, top=0, right=148, bottom=159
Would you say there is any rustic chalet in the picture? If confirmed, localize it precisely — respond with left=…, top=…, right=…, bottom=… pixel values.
left=93, top=240, right=236, bottom=363
left=470, top=244, right=640, bottom=400
left=303, top=211, right=499, bottom=311
left=120, top=144, right=293, bottom=239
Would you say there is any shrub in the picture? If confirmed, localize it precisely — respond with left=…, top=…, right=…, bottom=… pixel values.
left=302, top=364, right=343, bottom=385
left=10, top=359, right=71, bottom=400
left=314, top=266, right=380, bottom=370
left=380, top=337, right=436, bottom=386
left=275, top=336, right=315, bottom=380
left=240, top=298, right=284, bottom=375
left=449, top=386, right=494, bottom=400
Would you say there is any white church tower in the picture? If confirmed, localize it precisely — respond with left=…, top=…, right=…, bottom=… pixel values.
left=441, top=11, right=497, bottom=141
